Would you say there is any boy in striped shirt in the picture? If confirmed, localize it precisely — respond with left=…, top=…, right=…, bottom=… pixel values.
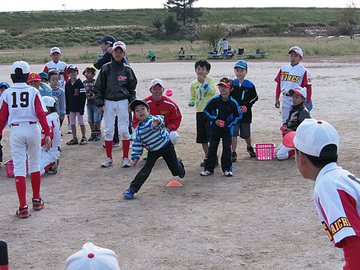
left=123, top=100, right=185, bottom=199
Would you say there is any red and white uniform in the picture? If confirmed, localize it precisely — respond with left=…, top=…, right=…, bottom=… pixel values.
left=314, top=162, right=360, bottom=262
left=43, top=60, right=69, bottom=88
left=0, top=83, right=50, bottom=177
left=274, top=63, right=312, bottom=124
left=132, top=96, right=182, bottom=144
left=40, top=112, right=61, bottom=175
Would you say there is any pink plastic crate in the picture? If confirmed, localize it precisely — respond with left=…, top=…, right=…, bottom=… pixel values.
left=254, top=144, right=275, bottom=160
left=4, top=160, right=14, bottom=178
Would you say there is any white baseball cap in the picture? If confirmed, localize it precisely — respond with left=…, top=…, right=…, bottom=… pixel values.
left=50, top=47, right=61, bottom=55
left=42, top=96, right=56, bottom=107
left=283, top=118, right=339, bottom=158
left=288, top=46, right=303, bottom=57
left=149, top=78, right=164, bottom=89
left=112, top=41, right=126, bottom=52
left=11, top=60, right=30, bottom=74
left=289, top=86, right=307, bottom=98
left=65, top=242, right=121, bottom=270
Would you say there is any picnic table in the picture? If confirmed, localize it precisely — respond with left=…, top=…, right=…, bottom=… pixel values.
left=173, top=54, right=197, bottom=60
left=238, top=53, right=269, bottom=59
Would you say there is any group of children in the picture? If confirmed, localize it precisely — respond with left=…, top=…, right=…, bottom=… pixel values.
left=1, top=43, right=359, bottom=269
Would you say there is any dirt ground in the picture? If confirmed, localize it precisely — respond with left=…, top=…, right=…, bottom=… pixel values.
left=1, top=57, right=360, bottom=269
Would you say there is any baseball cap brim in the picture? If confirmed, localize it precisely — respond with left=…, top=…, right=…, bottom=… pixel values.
left=282, top=131, right=296, bottom=148
left=217, top=82, right=231, bottom=88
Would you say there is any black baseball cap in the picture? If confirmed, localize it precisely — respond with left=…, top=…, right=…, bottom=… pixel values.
left=130, top=100, right=149, bottom=112
left=96, top=35, right=116, bottom=45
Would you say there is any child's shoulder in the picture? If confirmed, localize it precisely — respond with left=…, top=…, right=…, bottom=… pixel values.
left=242, top=79, right=255, bottom=88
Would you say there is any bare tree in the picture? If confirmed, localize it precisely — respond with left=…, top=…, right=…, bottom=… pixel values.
left=339, top=1, right=358, bottom=39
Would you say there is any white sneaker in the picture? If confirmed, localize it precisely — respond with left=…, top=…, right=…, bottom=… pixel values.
left=122, top=158, right=131, bottom=168
left=200, top=170, right=213, bottom=176
left=224, top=170, right=233, bottom=177
left=101, top=157, right=113, bottom=167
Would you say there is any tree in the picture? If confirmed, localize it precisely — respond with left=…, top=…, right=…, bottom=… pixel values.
left=198, top=24, right=226, bottom=48
left=164, top=0, right=203, bottom=26
left=339, top=1, right=358, bottom=39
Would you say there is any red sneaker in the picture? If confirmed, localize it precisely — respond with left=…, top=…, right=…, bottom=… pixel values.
left=16, top=205, right=29, bottom=218
left=32, top=198, right=44, bottom=211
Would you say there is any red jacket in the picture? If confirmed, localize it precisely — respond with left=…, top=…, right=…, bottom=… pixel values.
left=132, top=96, right=182, bottom=131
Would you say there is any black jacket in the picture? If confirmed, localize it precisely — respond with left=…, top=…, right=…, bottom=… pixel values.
left=93, top=59, right=137, bottom=107
left=285, top=103, right=311, bottom=131
left=65, top=79, right=86, bottom=115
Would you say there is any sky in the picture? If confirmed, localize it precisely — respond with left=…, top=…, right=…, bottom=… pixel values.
left=1, top=0, right=356, bottom=12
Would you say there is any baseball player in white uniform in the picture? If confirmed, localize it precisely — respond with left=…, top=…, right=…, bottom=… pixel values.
left=283, top=119, right=360, bottom=269
left=0, top=61, right=51, bottom=218
left=274, top=46, right=312, bottom=124
left=40, top=96, right=61, bottom=175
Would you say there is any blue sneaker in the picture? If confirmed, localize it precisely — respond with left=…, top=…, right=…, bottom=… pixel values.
left=123, top=188, right=135, bottom=199
left=178, top=159, right=186, bottom=178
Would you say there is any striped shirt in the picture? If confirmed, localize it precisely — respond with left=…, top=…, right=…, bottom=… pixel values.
left=131, top=115, right=169, bottom=160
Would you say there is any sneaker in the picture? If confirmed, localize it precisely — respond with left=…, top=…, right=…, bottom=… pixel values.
left=178, top=159, right=186, bottom=178
left=66, top=138, right=78, bottom=145
left=79, top=137, right=87, bottom=145
left=113, top=142, right=120, bottom=148
left=122, top=158, right=131, bottom=168
left=247, top=146, right=257, bottom=158
left=123, top=188, right=135, bottom=199
left=16, top=205, right=29, bottom=218
left=143, top=150, right=148, bottom=160
left=47, top=162, right=57, bottom=175
left=67, top=124, right=72, bottom=134
left=95, top=131, right=101, bottom=141
left=32, top=198, right=44, bottom=210
left=101, top=157, right=113, bottom=167
left=200, top=170, right=214, bottom=176
left=224, top=170, right=233, bottom=177
left=88, top=131, right=96, bottom=141
left=231, top=152, right=237, bottom=162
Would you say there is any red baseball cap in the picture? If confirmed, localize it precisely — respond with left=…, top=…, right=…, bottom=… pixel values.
left=28, top=73, right=41, bottom=83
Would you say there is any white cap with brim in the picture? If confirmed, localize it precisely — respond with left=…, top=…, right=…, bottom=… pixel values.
left=65, top=242, right=121, bottom=270
left=42, top=96, right=56, bottom=107
left=283, top=118, right=339, bottom=158
left=149, top=78, right=164, bottom=89
left=11, top=60, right=30, bottom=74
left=289, top=86, right=307, bottom=99
left=112, top=41, right=126, bottom=52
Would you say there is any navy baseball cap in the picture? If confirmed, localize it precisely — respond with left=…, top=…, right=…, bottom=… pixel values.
left=96, top=35, right=116, bottom=45
left=67, top=65, right=79, bottom=74
left=234, top=60, right=247, bottom=69
left=130, top=100, right=149, bottom=112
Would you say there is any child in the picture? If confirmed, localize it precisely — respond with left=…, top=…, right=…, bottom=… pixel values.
left=65, top=65, right=87, bottom=145
left=48, top=70, right=66, bottom=127
left=201, top=78, right=242, bottom=177
left=40, top=96, right=61, bottom=175
left=0, top=61, right=51, bottom=218
left=274, top=46, right=312, bottom=124
left=276, top=87, right=311, bottom=160
left=123, top=100, right=185, bottom=200
left=132, top=78, right=182, bottom=145
left=39, top=72, right=49, bottom=84
left=43, top=46, right=69, bottom=89
left=0, top=82, right=10, bottom=167
left=283, top=119, right=360, bottom=269
left=230, top=60, right=258, bottom=161
left=93, top=41, right=137, bottom=168
left=188, top=59, right=216, bottom=167
left=83, top=66, right=101, bottom=141
left=27, top=73, right=53, bottom=97
left=65, top=242, right=122, bottom=270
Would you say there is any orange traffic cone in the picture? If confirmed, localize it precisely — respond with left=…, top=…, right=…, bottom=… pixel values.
left=166, top=180, right=182, bottom=187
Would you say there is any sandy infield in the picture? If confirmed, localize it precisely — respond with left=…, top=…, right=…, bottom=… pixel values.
left=0, top=58, right=359, bottom=269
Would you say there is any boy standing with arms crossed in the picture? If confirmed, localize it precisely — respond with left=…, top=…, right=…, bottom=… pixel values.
left=230, top=60, right=258, bottom=161
left=94, top=41, right=137, bottom=168
left=283, top=119, right=360, bottom=269
left=0, top=61, right=51, bottom=218
left=188, top=59, right=216, bottom=167
left=274, top=46, right=312, bottom=124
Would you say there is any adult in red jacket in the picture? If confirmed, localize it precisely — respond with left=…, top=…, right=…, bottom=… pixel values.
left=132, top=79, right=182, bottom=144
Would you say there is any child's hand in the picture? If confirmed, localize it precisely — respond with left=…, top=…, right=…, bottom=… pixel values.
left=216, top=119, right=225, bottom=127
left=197, top=74, right=205, bottom=84
left=239, top=106, right=247, bottom=113
left=98, top=106, right=104, bottom=116
left=132, top=159, right=138, bottom=168
left=152, top=117, right=160, bottom=126
left=275, top=99, right=280, bottom=109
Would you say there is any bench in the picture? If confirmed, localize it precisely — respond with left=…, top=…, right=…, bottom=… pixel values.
left=238, top=53, right=269, bottom=59
left=173, top=54, right=197, bottom=60
left=207, top=53, right=234, bottom=59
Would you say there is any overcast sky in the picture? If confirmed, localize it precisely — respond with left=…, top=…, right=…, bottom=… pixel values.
left=1, top=0, right=355, bottom=12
